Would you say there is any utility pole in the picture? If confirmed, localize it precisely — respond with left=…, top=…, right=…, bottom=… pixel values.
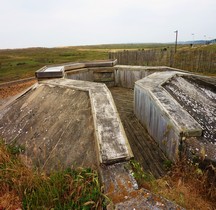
left=191, top=33, right=195, bottom=46
left=174, top=30, right=178, bottom=53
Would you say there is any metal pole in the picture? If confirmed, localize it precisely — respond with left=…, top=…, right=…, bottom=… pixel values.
left=174, top=30, right=178, bottom=53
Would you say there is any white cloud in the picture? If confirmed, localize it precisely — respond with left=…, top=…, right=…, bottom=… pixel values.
left=0, top=0, right=215, bottom=48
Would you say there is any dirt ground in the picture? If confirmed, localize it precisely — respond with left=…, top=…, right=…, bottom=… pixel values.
left=0, top=80, right=36, bottom=99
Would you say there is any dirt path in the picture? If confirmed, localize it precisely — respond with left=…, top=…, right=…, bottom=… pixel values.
left=109, top=87, right=168, bottom=178
left=0, top=79, right=36, bottom=99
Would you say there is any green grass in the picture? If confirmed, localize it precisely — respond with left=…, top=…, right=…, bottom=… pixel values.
left=76, top=43, right=174, bottom=50
left=0, top=47, right=108, bottom=83
left=0, top=141, right=108, bottom=209
left=0, top=43, right=183, bottom=83
left=0, top=43, right=215, bottom=83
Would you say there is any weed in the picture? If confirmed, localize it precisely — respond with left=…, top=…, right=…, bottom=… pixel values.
left=156, top=157, right=216, bottom=209
left=0, top=141, right=107, bottom=209
left=130, top=160, right=155, bottom=190
left=130, top=157, right=216, bottom=210
left=7, top=143, right=25, bottom=155
left=163, top=159, right=173, bottom=170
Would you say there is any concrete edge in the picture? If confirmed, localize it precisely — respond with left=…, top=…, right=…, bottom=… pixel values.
left=35, top=59, right=117, bottom=79
left=103, top=85, right=134, bottom=160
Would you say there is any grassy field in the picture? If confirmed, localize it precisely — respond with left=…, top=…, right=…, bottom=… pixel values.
left=131, top=159, right=216, bottom=210
left=1, top=43, right=215, bottom=83
left=0, top=43, right=181, bottom=83
left=0, top=47, right=108, bottom=83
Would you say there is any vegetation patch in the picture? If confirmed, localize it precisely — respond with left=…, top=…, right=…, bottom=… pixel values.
left=0, top=47, right=108, bottom=83
left=1, top=44, right=215, bottom=83
left=130, top=158, right=216, bottom=210
left=0, top=141, right=107, bottom=209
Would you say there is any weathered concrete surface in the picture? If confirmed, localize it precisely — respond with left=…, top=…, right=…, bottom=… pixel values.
left=36, top=62, right=187, bottom=89
left=114, top=65, right=186, bottom=88
left=135, top=72, right=203, bottom=161
left=164, top=75, right=216, bottom=144
left=39, top=79, right=133, bottom=164
left=0, top=78, right=133, bottom=169
left=163, top=74, right=216, bottom=163
left=101, top=162, right=184, bottom=210
left=0, top=84, right=97, bottom=171
left=110, top=87, right=168, bottom=178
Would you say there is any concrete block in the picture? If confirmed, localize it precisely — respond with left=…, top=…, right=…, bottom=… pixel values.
left=134, top=72, right=203, bottom=161
left=35, top=66, right=64, bottom=79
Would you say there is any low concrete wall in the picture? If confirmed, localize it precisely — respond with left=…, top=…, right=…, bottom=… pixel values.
left=36, top=62, right=186, bottom=89
left=134, top=72, right=202, bottom=161
left=65, top=67, right=115, bottom=87
left=65, top=68, right=93, bottom=81
left=114, top=65, right=185, bottom=88
left=65, top=65, right=185, bottom=89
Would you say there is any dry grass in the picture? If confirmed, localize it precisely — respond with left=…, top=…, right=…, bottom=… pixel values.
left=0, top=141, right=106, bottom=209
left=131, top=158, right=216, bottom=210
left=155, top=158, right=216, bottom=210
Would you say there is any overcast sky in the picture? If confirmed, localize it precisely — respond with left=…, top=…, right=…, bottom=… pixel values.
left=0, top=0, right=215, bottom=49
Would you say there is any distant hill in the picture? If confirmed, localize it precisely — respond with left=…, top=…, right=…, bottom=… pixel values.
left=178, top=39, right=216, bottom=45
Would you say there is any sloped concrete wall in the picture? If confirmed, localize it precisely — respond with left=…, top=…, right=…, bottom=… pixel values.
left=134, top=85, right=180, bottom=161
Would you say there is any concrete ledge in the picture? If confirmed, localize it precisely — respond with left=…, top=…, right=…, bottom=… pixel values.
left=35, top=66, right=64, bottom=78
left=134, top=71, right=203, bottom=161
left=35, top=59, right=117, bottom=79
left=40, top=79, right=133, bottom=164
left=64, top=63, right=86, bottom=70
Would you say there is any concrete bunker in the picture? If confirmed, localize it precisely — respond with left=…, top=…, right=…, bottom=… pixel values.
left=35, top=60, right=216, bottom=165
left=1, top=59, right=215, bottom=209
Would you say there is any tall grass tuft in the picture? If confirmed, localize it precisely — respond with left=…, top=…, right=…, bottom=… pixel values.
left=0, top=141, right=106, bottom=209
